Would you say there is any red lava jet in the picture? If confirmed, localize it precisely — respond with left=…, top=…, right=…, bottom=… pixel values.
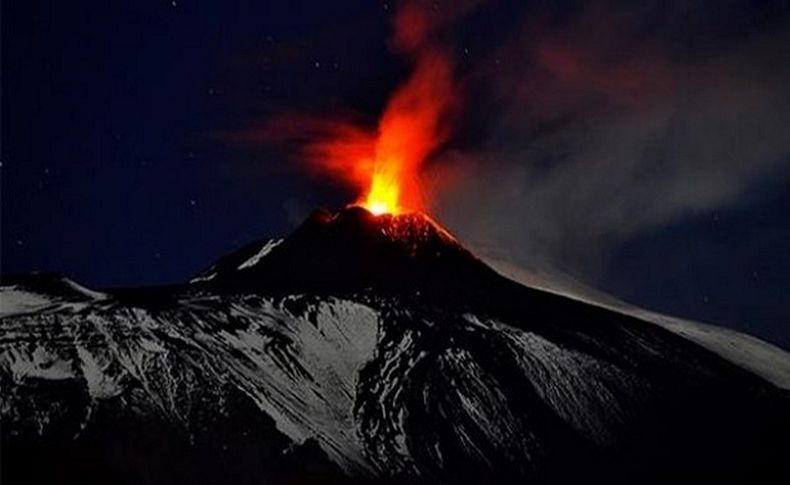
left=306, top=45, right=455, bottom=219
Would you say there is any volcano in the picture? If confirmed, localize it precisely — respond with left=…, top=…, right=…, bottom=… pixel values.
left=2, top=207, right=789, bottom=485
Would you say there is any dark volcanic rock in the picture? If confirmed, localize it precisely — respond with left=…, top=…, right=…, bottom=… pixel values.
left=204, top=206, right=498, bottom=297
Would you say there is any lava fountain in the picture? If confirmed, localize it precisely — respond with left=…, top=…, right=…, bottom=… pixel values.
left=336, top=47, right=455, bottom=216
left=301, top=0, right=458, bottom=217
left=244, top=1, right=459, bottom=217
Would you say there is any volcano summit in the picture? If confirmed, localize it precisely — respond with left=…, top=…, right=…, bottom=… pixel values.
left=1, top=207, right=789, bottom=485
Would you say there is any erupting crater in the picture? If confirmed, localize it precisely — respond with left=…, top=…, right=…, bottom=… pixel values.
left=201, top=205, right=497, bottom=297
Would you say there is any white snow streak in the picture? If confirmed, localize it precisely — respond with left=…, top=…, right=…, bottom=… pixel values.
left=238, top=239, right=283, bottom=270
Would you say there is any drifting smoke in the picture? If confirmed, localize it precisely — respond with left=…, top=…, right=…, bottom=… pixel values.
left=425, top=0, right=790, bottom=284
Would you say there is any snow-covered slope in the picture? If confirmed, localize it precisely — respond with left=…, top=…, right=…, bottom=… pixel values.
left=1, top=289, right=377, bottom=474
left=0, top=274, right=109, bottom=317
left=2, top=207, right=789, bottom=485
left=484, top=257, right=790, bottom=390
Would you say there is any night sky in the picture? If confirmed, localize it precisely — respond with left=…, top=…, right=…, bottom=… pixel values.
left=3, top=1, right=789, bottom=348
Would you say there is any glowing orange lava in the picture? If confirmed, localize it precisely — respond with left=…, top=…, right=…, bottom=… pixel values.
left=350, top=49, right=454, bottom=216
left=364, top=175, right=400, bottom=215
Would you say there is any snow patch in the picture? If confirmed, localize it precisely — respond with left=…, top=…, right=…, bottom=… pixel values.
left=190, top=268, right=217, bottom=283
left=62, top=278, right=108, bottom=300
left=6, top=346, right=77, bottom=381
left=238, top=239, right=283, bottom=270
left=77, top=346, right=124, bottom=399
left=0, top=288, right=54, bottom=316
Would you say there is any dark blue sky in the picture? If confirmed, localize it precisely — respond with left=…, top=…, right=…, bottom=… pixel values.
left=3, top=0, right=396, bottom=285
left=3, top=1, right=789, bottom=348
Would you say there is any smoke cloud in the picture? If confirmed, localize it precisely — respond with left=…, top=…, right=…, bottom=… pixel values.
left=426, top=0, right=790, bottom=283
